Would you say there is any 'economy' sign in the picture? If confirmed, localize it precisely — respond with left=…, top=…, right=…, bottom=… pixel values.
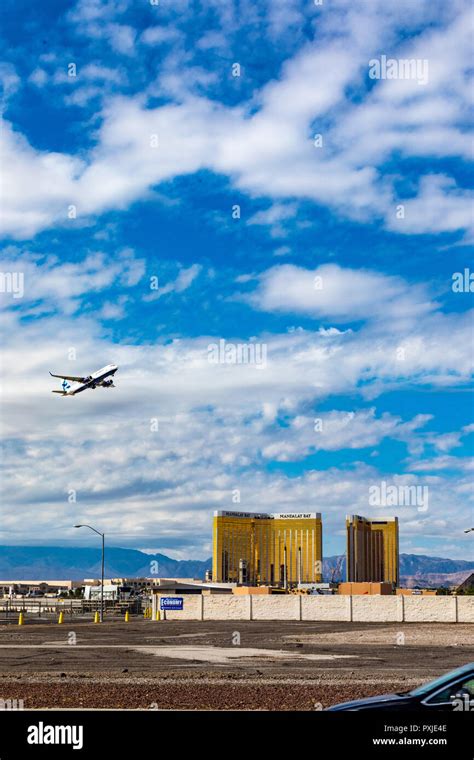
left=160, top=597, right=184, bottom=610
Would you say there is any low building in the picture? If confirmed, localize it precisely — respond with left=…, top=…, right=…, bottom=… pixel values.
left=338, top=581, right=394, bottom=595
left=151, top=579, right=234, bottom=594
left=83, top=577, right=234, bottom=595
left=0, top=580, right=81, bottom=597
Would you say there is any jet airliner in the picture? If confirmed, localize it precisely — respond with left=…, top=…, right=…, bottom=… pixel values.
left=50, top=364, right=118, bottom=395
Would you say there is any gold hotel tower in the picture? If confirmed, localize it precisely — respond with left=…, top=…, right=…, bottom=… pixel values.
left=346, top=515, right=399, bottom=585
left=213, top=511, right=323, bottom=587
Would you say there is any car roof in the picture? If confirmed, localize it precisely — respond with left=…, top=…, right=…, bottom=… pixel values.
left=410, top=662, right=474, bottom=697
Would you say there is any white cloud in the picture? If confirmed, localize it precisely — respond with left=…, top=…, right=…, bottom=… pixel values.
left=260, top=409, right=429, bottom=462
left=140, top=27, right=182, bottom=46
left=106, top=23, right=136, bottom=55
left=386, top=175, right=474, bottom=235
left=247, top=203, right=298, bottom=238
left=0, top=63, right=20, bottom=103
left=407, top=456, right=474, bottom=473
left=68, top=0, right=136, bottom=55
left=81, top=63, right=124, bottom=83
left=2, top=4, right=472, bottom=238
left=247, top=263, right=435, bottom=323
left=0, top=267, right=471, bottom=555
left=99, top=298, right=128, bottom=320
left=143, top=264, right=202, bottom=301
left=0, top=246, right=144, bottom=315
left=0, top=121, right=84, bottom=238
left=28, top=68, right=49, bottom=88
left=68, top=0, right=130, bottom=23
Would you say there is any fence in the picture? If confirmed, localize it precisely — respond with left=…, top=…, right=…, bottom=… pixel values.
left=0, top=598, right=144, bottom=620
left=151, top=593, right=474, bottom=623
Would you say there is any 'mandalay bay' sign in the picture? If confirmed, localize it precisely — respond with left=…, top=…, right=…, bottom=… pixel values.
left=215, top=511, right=320, bottom=520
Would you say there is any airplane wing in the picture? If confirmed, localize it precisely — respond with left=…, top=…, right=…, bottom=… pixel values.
left=49, top=372, right=88, bottom=383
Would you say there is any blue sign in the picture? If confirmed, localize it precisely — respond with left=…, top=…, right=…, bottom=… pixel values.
left=160, top=596, right=184, bottom=610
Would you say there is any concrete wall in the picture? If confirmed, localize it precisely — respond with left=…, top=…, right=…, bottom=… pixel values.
left=203, top=595, right=249, bottom=620
left=152, top=593, right=474, bottom=623
left=302, top=595, right=350, bottom=621
left=403, top=596, right=457, bottom=623
left=251, top=595, right=300, bottom=620
left=352, top=595, right=402, bottom=623
left=458, top=597, right=474, bottom=623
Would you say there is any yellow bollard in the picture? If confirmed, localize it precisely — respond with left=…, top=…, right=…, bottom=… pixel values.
left=94, top=611, right=100, bottom=624
left=58, top=611, right=64, bottom=625
left=155, top=610, right=160, bottom=621
left=124, top=610, right=129, bottom=623
left=18, top=612, right=24, bottom=626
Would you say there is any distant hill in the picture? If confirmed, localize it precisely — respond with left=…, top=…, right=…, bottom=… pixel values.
left=0, top=546, right=211, bottom=581
left=0, top=546, right=473, bottom=587
left=324, top=554, right=474, bottom=588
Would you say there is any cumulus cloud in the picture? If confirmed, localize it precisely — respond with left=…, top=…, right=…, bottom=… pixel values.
left=246, top=263, right=435, bottom=323
left=0, top=246, right=145, bottom=315
left=1, top=2, right=472, bottom=238
left=385, top=175, right=474, bottom=235
left=0, top=267, right=472, bottom=554
left=143, top=264, right=202, bottom=302
left=1, top=0, right=473, bottom=561
left=0, top=63, right=21, bottom=102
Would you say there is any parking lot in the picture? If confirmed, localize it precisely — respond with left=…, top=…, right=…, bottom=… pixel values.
left=0, top=619, right=472, bottom=709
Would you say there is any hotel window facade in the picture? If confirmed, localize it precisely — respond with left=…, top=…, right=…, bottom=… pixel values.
left=346, top=515, right=399, bottom=585
left=212, top=510, right=323, bottom=586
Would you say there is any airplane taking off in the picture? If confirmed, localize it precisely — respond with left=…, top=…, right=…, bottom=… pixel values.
left=50, top=364, right=118, bottom=396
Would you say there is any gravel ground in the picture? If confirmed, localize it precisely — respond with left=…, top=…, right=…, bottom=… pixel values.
left=1, top=620, right=472, bottom=709
left=0, top=678, right=417, bottom=710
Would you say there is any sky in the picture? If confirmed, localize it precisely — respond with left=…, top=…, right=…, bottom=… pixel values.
left=0, top=0, right=473, bottom=561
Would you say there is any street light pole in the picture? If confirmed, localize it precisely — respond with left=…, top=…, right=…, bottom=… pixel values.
left=74, top=524, right=105, bottom=623
left=101, top=531, right=105, bottom=624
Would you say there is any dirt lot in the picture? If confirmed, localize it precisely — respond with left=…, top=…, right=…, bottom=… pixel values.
left=0, top=619, right=472, bottom=709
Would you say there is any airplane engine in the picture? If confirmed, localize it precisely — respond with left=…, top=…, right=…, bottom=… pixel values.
left=102, top=379, right=115, bottom=387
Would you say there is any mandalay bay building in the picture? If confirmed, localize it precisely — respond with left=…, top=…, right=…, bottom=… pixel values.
left=212, top=510, right=323, bottom=587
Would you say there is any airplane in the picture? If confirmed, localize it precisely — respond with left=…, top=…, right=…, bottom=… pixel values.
left=50, top=364, right=118, bottom=396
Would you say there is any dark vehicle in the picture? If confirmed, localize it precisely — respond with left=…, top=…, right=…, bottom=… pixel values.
left=327, top=663, right=474, bottom=711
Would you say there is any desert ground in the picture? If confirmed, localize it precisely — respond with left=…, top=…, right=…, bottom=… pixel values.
left=0, top=619, right=472, bottom=710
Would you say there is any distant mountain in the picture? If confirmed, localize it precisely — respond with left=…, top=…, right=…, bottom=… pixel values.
left=0, top=546, right=473, bottom=587
left=0, top=546, right=211, bottom=581
left=324, top=554, right=474, bottom=588
left=399, top=553, right=474, bottom=576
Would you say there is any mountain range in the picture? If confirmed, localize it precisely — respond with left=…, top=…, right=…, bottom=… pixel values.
left=0, top=546, right=473, bottom=588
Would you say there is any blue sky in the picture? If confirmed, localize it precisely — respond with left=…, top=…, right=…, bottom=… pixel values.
left=0, top=0, right=473, bottom=560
